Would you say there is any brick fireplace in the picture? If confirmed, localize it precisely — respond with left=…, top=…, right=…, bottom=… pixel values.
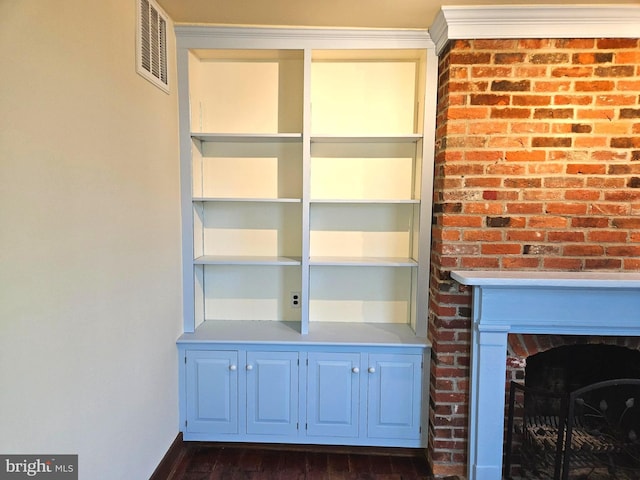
left=450, top=271, right=640, bottom=479
left=427, top=19, right=640, bottom=479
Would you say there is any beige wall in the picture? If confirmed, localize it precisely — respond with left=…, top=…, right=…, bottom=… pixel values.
left=0, top=1, right=182, bottom=478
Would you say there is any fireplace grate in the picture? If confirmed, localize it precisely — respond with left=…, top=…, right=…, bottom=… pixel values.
left=505, top=379, right=640, bottom=480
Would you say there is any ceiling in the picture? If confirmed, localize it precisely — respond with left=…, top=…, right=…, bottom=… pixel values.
left=156, top=0, right=640, bottom=30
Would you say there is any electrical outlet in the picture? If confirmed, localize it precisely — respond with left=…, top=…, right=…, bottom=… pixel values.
left=290, top=292, right=301, bottom=308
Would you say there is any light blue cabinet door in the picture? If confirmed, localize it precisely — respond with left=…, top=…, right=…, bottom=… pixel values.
left=306, top=352, right=360, bottom=437
left=246, top=351, right=299, bottom=436
left=367, top=353, right=421, bottom=439
left=186, top=350, right=239, bottom=434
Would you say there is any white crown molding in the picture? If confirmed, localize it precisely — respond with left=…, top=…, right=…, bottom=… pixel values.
left=176, top=24, right=434, bottom=50
left=430, top=4, right=640, bottom=54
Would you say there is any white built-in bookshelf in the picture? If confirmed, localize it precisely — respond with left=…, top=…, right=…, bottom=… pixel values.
left=178, top=30, right=437, bottom=339
left=176, top=25, right=437, bottom=448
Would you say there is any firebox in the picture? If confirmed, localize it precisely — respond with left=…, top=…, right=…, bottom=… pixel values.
left=505, top=343, right=640, bottom=479
left=526, top=344, right=640, bottom=399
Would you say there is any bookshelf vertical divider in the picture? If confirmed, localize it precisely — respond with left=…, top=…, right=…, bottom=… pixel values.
left=301, top=47, right=313, bottom=335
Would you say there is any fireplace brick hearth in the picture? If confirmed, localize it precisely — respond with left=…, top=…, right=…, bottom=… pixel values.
left=428, top=37, right=640, bottom=478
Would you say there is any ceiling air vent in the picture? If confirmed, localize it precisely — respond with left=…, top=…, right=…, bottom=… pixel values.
left=137, top=0, right=169, bottom=93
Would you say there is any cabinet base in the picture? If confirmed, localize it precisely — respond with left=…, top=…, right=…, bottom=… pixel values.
left=181, top=432, right=425, bottom=449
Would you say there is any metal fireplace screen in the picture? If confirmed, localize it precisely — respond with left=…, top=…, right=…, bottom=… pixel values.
left=505, top=379, right=640, bottom=479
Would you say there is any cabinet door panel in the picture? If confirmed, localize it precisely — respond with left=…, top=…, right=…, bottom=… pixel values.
left=246, top=351, right=299, bottom=435
left=186, top=350, right=238, bottom=434
left=306, top=352, right=360, bottom=437
left=367, top=353, right=421, bottom=439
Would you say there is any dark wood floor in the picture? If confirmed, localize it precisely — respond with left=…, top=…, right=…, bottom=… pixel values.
left=167, top=443, right=435, bottom=480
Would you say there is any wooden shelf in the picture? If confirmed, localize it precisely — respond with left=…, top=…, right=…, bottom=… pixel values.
left=192, top=133, right=303, bottom=143
left=309, top=256, right=418, bottom=267
left=195, top=255, right=302, bottom=266
left=310, top=199, right=419, bottom=204
left=178, top=320, right=428, bottom=347
left=194, top=197, right=302, bottom=203
left=311, top=134, right=422, bottom=143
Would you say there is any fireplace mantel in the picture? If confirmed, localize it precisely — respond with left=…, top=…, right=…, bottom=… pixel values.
left=451, top=270, right=640, bottom=480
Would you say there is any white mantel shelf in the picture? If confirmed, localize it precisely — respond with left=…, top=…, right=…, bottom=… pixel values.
left=450, top=270, right=640, bottom=480
left=452, top=270, right=640, bottom=288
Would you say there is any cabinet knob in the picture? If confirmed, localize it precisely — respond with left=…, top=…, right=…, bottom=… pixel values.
left=352, top=367, right=359, bottom=374
left=368, top=367, right=376, bottom=374
left=229, top=364, right=237, bottom=371
left=246, top=364, right=253, bottom=371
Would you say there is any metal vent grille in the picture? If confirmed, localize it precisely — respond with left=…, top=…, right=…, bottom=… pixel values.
left=137, top=0, right=169, bottom=92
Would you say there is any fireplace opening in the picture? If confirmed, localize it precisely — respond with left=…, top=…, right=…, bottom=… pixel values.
left=506, top=343, right=640, bottom=479
left=525, top=344, right=640, bottom=419
left=526, top=344, right=640, bottom=399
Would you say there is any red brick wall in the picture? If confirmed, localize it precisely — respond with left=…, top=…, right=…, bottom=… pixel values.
left=428, top=38, right=640, bottom=477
